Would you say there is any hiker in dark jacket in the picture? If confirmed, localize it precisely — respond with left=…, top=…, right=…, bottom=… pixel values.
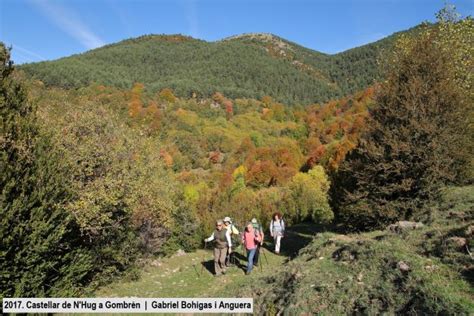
left=242, top=222, right=262, bottom=275
left=270, top=212, right=285, bottom=254
left=251, top=218, right=264, bottom=266
left=205, top=219, right=232, bottom=276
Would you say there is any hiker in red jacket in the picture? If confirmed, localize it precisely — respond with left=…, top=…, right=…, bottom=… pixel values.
left=242, top=222, right=262, bottom=275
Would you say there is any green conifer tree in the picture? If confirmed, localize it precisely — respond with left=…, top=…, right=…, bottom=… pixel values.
left=332, top=13, right=472, bottom=231
left=0, top=43, right=92, bottom=297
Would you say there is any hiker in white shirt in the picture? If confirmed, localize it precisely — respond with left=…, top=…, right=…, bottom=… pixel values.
left=269, top=212, right=285, bottom=254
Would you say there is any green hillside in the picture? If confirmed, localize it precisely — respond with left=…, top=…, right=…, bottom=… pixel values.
left=64, top=186, right=474, bottom=316
left=233, top=186, right=474, bottom=314
left=19, top=28, right=413, bottom=105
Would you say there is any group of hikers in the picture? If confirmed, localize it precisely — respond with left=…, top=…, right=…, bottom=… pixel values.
left=204, top=212, right=285, bottom=276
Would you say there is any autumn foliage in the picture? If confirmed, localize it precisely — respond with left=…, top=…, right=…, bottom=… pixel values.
left=122, top=82, right=375, bottom=229
left=129, top=82, right=144, bottom=117
left=159, top=88, right=177, bottom=103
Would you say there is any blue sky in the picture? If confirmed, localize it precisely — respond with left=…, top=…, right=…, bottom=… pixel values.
left=1, top=0, right=472, bottom=64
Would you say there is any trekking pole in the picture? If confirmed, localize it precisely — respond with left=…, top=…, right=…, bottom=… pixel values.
left=261, top=245, right=269, bottom=264
left=231, top=247, right=237, bottom=266
left=239, top=243, right=245, bottom=269
left=192, top=263, right=200, bottom=278
left=258, top=247, right=263, bottom=272
left=200, top=241, right=207, bottom=277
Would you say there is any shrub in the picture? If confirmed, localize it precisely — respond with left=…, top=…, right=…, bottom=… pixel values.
left=287, top=166, right=333, bottom=223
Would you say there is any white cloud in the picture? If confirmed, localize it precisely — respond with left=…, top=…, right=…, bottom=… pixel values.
left=30, top=0, right=105, bottom=49
left=10, top=43, right=45, bottom=61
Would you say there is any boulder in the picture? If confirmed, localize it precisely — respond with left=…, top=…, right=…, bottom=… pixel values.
left=397, top=261, right=410, bottom=273
left=175, top=249, right=186, bottom=257
left=387, top=221, right=424, bottom=233
left=448, top=211, right=467, bottom=220
left=446, top=237, right=467, bottom=249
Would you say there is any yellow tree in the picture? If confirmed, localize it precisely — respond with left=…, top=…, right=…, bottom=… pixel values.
left=159, top=88, right=177, bottom=103
left=129, top=82, right=144, bottom=118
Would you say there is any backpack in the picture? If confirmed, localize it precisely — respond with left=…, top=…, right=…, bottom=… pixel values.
left=243, top=228, right=261, bottom=245
left=229, top=224, right=241, bottom=246
left=252, top=223, right=263, bottom=237
left=230, top=223, right=239, bottom=235
left=254, top=228, right=263, bottom=242
left=271, top=219, right=285, bottom=234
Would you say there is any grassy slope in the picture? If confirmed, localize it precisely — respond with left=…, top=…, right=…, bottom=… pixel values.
left=59, top=226, right=316, bottom=316
left=235, top=186, right=474, bottom=315
left=93, top=225, right=317, bottom=299
left=76, top=186, right=473, bottom=316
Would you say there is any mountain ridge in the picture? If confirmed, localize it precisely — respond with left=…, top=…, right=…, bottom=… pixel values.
left=18, top=26, right=424, bottom=104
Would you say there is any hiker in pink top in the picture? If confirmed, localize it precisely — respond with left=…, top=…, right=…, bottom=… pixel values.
left=242, top=222, right=262, bottom=275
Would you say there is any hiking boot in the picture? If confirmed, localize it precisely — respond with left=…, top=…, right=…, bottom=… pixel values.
left=214, top=272, right=222, bottom=277
left=245, top=271, right=251, bottom=275
left=222, top=269, right=227, bottom=275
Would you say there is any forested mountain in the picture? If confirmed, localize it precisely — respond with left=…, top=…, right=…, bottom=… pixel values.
left=19, top=27, right=417, bottom=105
left=2, top=5, right=473, bottom=308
